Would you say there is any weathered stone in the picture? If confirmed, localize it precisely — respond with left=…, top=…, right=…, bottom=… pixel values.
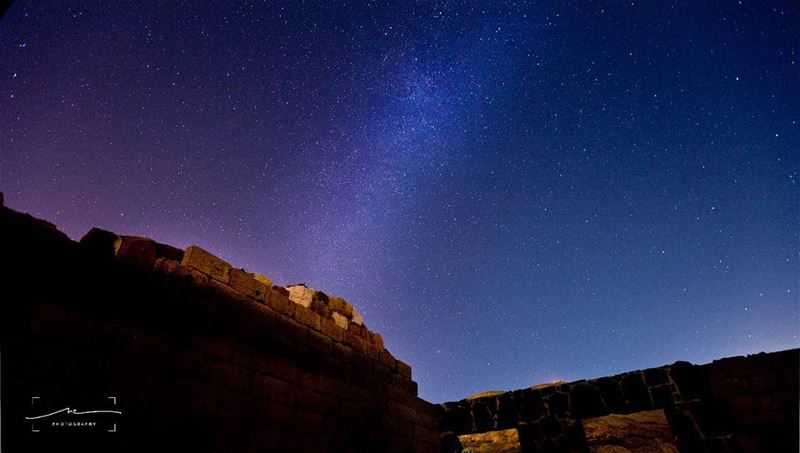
left=81, top=229, right=180, bottom=269
left=315, top=290, right=329, bottom=304
left=539, top=415, right=563, bottom=437
left=182, top=245, right=232, bottom=282
left=649, top=384, right=675, bottom=408
left=347, top=321, right=369, bottom=339
left=2, top=202, right=443, bottom=453
left=518, top=389, right=545, bottom=421
left=621, top=373, right=653, bottom=411
left=458, top=428, right=521, bottom=453
left=370, top=332, right=384, bottom=349
left=253, top=273, right=272, bottom=287
left=594, top=377, right=626, bottom=413
left=471, top=400, right=494, bottom=432
left=669, top=361, right=711, bottom=401
left=468, top=390, right=505, bottom=400
left=570, top=383, right=606, bottom=419
left=287, top=284, right=315, bottom=308
left=664, top=408, right=706, bottom=453
left=154, top=242, right=184, bottom=261
left=439, top=431, right=464, bottom=453
left=309, top=298, right=331, bottom=318
left=79, top=227, right=120, bottom=259
left=267, top=289, right=295, bottom=317
left=293, top=306, right=321, bottom=331
left=229, top=268, right=269, bottom=300
left=328, top=296, right=354, bottom=318
left=396, top=360, right=412, bottom=379
left=319, top=317, right=345, bottom=342
left=116, top=236, right=158, bottom=268
left=439, top=404, right=471, bottom=433
left=644, top=367, right=670, bottom=386
left=331, top=311, right=348, bottom=328
left=496, top=393, right=518, bottom=428
left=351, top=306, right=364, bottom=325
left=583, top=409, right=679, bottom=453
left=547, top=391, right=569, bottom=418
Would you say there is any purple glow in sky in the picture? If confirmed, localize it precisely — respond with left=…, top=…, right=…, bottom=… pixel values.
left=1, top=1, right=798, bottom=402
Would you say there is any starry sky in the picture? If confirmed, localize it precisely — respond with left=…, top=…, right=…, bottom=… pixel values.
left=1, top=1, right=798, bottom=403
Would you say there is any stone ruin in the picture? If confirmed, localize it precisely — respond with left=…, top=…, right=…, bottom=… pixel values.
left=0, top=197, right=435, bottom=452
left=438, top=349, right=799, bottom=452
left=0, top=194, right=797, bottom=452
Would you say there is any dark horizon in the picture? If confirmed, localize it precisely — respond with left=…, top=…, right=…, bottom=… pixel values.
left=1, top=0, right=798, bottom=403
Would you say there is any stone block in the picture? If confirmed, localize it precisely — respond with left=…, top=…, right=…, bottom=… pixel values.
left=644, top=367, right=670, bottom=386
left=333, top=341, right=356, bottom=364
left=570, top=383, right=606, bottom=418
left=370, top=332, right=384, bottom=350
left=583, top=409, right=679, bottom=453
left=352, top=306, right=364, bottom=325
left=378, top=349, right=396, bottom=370
left=116, top=236, right=160, bottom=268
left=287, top=284, right=315, bottom=308
left=254, top=273, right=272, bottom=287
left=267, top=289, right=295, bottom=317
left=251, top=374, right=293, bottom=404
left=182, top=245, right=232, bottom=282
left=621, top=372, right=653, bottom=410
left=347, top=321, right=369, bottom=339
left=650, top=384, right=675, bottom=408
left=345, top=334, right=366, bottom=354
left=229, top=268, right=269, bottom=300
left=206, top=276, right=248, bottom=303
left=458, top=428, right=520, bottom=453
left=728, top=395, right=757, bottom=414
left=469, top=400, right=494, bottom=431
left=319, top=317, right=345, bottom=342
left=547, top=391, right=569, bottom=418
left=154, top=242, right=184, bottom=261
left=328, top=296, right=354, bottom=318
left=593, top=377, right=626, bottom=413
left=396, top=360, right=412, bottom=379
left=669, top=361, right=711, bottom=401
left=307, top=328, right=333, bottom=355
left=439, top=405, right=473, bottom=434
left=293, top=306, right=321, bottom=331
left=332, top=311, right=349, bottom=328
left=170, top=260, right=211, bottom=286
left=79, top=227, right=120, bottom=259
left=309, top=298, right=331, bottom=318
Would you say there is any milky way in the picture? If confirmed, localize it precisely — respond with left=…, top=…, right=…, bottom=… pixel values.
left=1, top=1, right=797, bottom=402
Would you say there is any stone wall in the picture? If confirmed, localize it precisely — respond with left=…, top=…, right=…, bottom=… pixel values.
left=438, top=349, right=799, bottom=453
left=0, top=200, right=437, bottom=452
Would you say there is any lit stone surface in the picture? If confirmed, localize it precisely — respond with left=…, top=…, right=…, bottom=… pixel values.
left=253, top=273, right=272, bottom=287
left=182, top=245, right=232, bottom=282
left=351, top=306, right=364, bottom=325
left=583, top=409, right=679, bottom=453
left=286, top=284, right=315, bottom=308
left=332, top=311, right=348, bottom=328
left=458, top=428, right=521, bottom=453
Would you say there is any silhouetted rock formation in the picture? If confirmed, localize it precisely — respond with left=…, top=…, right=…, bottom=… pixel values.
left=0, top=198, right=437, bottom=452
left=0, top=194, right=796, bottom=453
left=438, top=350, right=799, bottom=452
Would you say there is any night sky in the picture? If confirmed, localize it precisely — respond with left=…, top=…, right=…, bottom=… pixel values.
left=1, top=1, right=797, bottom=403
